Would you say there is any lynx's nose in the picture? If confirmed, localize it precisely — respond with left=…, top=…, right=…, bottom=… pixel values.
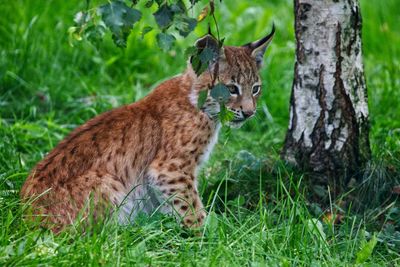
left=242, top=110, right=255, bottom=119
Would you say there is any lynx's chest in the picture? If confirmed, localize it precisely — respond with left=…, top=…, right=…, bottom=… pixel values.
left=195, top=122, right=221, bottom=175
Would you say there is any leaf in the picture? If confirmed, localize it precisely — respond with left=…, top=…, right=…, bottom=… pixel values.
left=85, top=24, right=106, bottom=47
left=386, top=207, right=400, bottom=223
left=153, top=4, right=173, bottom=29
left=190, top=37, right=220, bottom=76
left=355, top=234, right=378, bottom=264
left=170, top=1, right=186, bottom=14
left=174, top=15, right=197, bottom=37
left=191, top=54, right=208, bottom=76
left=218, top=104, right=235, bottom=124
left=141, top=26, right=153, bottom=39
left=210, top=83, right=235, bottom=125
left=313, top=185, right=327, bottom=198
left=227, top=195, right=246, bottom=208
left=280, top=259, right=290, bottom=267
left=156, top=33, right=175, bottom=51
left=197, top=90, right=208, bottom=109
left=145, top=0, right=154, bottom=8
left=73, top=11, right=90, bottom=26
left=197, top=5, right=209, bottom=22
left=205, top=211, right=219, bottom=237
left=99, top=1, right=142, bottom=31
left=68, top=26, right=80, bottom=39
left=68, top=26, right=82, bottom=46
left=306, top=218, right=326, bottom=241
left=98, top=0, right=142, bottom=47
left=188, top=0, right=202, bottom=6
left=199, top=47, right=215, bottom=64
left=184, top=46, right=197, bottom=58
left=210, top=83, right=230, bottom=104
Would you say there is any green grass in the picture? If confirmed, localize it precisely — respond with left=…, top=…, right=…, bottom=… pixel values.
left=1, top=0, right=399, bottom=265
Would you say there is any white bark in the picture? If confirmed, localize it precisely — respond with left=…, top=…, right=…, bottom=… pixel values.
left=283, top=0, right=370, bottom=189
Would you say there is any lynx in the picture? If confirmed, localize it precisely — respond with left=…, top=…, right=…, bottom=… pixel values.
left=20, top=27, right=275, bottom=232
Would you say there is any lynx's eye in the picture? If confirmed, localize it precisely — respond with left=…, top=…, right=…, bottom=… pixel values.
left=227, top=84, right=240, bottom=95
left=252, top=85, right=261, bottom=95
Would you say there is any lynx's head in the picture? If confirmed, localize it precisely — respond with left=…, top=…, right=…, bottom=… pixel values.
left=191, top=25, right=275, bottom=127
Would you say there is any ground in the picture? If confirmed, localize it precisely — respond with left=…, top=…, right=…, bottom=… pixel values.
left=0, top=0, right=399, bottom=265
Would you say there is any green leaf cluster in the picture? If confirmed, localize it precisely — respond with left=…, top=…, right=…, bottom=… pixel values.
left=153, top=1, right=197, bottom=51
left=69, top=0, right=202, bottom=49
left=68, top=11, right=107, bottom=47
left=98, top=1, right=142, bottom=47
left=187, top=39, right=222, bottom=76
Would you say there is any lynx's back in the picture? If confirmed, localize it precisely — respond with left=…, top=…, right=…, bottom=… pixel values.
left=21, top=75, right=196, bottom=229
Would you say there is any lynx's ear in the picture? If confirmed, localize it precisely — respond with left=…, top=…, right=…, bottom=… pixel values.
left=244, top=24, right=275, bottom=68
left=194, top=34, right=223, bottom=62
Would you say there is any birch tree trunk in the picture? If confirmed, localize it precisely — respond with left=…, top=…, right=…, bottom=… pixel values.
left=282, top=0, right=371, bottom=195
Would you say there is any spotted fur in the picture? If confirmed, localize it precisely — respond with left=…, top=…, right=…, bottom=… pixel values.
left=20, top=28, right=274, bottom=232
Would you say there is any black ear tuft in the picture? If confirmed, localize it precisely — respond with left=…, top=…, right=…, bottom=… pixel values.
left=190, top=34, right=224, bottom=66
left=195, top=34, right=220, bottom=56
left=243, top=24, right=275, bottom=68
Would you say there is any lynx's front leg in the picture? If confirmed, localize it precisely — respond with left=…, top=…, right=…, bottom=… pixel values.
left=149, top=166, right=206, bottom=228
